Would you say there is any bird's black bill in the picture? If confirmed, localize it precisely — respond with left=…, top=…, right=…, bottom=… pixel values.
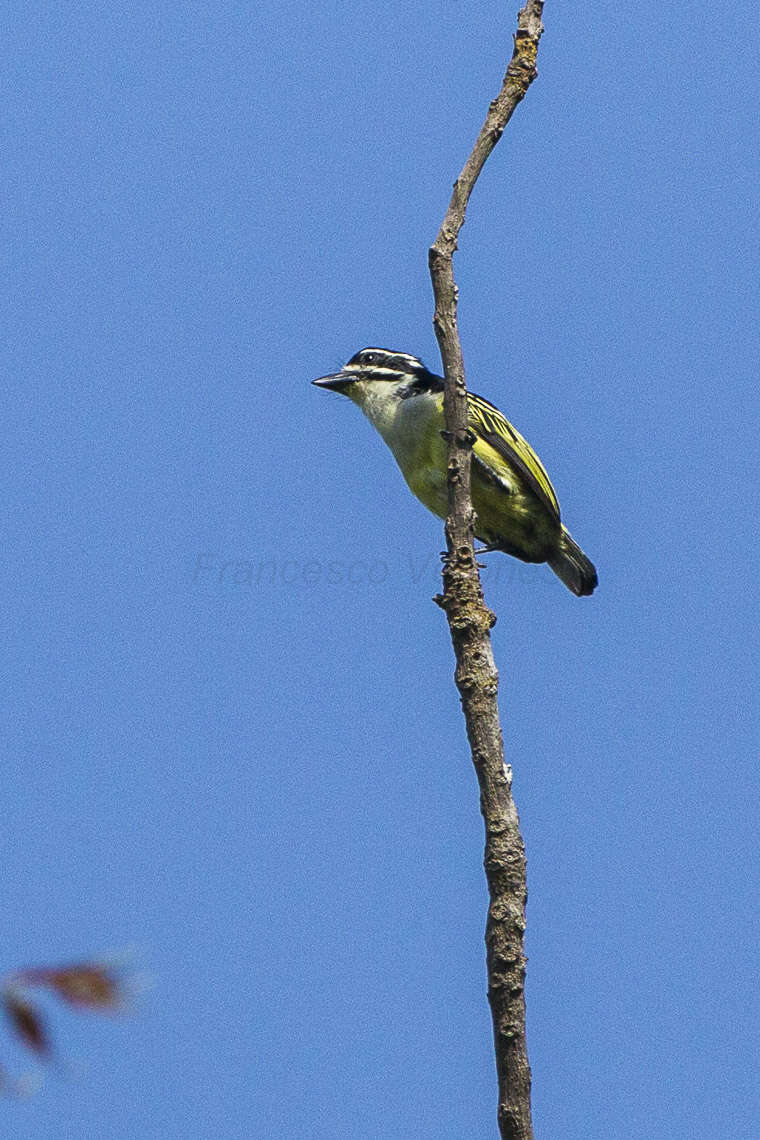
left=312, top=371, right=357, bottom=391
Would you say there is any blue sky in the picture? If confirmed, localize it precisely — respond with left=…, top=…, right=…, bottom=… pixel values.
left=3, top=2, right=759, bottom=1136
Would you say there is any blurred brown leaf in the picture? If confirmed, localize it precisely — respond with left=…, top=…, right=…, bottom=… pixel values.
left=3, top=992, right=48, bottom=1055
left=13, top=964, right=123, bottom=1010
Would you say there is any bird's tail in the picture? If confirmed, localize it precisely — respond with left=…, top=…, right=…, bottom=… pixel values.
left=548, top=528, right=598, bottom=597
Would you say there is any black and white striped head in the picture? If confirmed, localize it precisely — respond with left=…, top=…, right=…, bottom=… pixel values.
left=312, top=348, right=443, bottom=398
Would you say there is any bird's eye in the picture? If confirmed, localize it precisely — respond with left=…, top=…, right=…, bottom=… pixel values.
left=363, top=351, right=377, bottom=365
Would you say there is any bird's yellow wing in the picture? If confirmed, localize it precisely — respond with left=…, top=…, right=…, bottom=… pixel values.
left=467, top=392, right=560, bottom=521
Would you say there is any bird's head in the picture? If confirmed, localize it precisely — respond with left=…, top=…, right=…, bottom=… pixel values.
left=312, top=348, right=441, bottom=410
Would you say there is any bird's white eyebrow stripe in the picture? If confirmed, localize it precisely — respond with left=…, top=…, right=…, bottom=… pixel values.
left=349, top=350, right=428, bottom=373
left=390, top=354, right=425, bottom=369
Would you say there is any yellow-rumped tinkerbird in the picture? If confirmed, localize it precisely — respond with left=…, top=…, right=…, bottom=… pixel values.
left=313, top=348, right=597, bottom=596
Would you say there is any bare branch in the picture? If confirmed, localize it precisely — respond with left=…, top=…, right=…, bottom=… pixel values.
left=428, top=5, right=545, bottom=1138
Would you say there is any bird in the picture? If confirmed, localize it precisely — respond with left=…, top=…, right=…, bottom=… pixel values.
left=312, top=348, right=597, bottom=596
